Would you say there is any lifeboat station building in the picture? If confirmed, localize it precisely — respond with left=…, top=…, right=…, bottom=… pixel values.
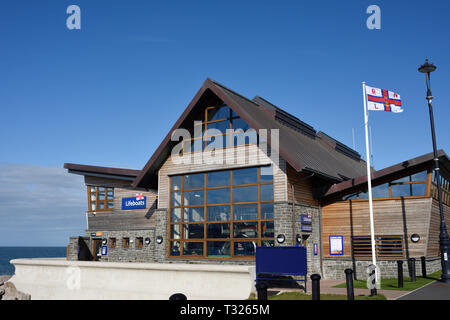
left=64, top=78, right=450, bottom=280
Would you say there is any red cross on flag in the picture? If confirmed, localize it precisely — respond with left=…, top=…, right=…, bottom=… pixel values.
left=136, top=193, right=144, bottom=200
left=365, top=85, right=403, bottom=113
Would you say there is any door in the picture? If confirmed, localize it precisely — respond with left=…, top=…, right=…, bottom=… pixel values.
left=92, top=239, right=102, bottom=261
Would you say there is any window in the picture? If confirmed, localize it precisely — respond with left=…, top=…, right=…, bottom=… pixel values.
left=123, top=237, right=130, bottom=249
left=88, top=186, right=114, bottom=211
left=352, top=235, right=404, bottom=258
left=180, top=104, right=258, bottom=154
left=169, top=166, right=274, bottom=259
left=110, top=238, right=116, bottom=248
left=136, top=237, right=144, bottom=249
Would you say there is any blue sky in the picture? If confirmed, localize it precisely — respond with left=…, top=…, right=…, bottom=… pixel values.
left=0, top=0, right=449, bottom=246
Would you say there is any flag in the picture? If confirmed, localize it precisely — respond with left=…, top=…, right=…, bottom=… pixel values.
left=365, top=85, right=403, bottom=113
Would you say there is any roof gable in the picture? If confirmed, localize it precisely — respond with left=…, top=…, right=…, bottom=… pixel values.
left=133, top=78, right=367, bottom=188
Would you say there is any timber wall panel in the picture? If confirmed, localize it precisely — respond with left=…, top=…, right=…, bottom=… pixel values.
left=322, top=197, right=432, bottom=258
left=286, top=164, right=318, bottom=206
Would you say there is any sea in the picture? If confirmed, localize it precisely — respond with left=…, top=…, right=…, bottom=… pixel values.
left=0, top=247, right=67, bottom=276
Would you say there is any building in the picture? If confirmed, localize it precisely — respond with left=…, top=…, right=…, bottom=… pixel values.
left=64, top=78, right=450, bottom=280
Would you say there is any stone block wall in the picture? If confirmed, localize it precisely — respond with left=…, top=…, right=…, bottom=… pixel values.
left=322, top=257, right=442, bottom=280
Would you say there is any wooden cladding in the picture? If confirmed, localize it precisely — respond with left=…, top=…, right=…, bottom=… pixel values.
left=352, top=235, right=404, bottom=258
left=431, top=172, right=450, bottom=206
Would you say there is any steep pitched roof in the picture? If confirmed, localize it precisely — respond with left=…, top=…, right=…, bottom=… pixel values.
left=133, top=78, right=367, bottom=188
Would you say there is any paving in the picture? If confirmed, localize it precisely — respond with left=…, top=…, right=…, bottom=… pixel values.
left=397, top=280, right=450, bottom=300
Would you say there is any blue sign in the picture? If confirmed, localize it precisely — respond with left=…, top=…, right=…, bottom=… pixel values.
left=122, top=196, right=146, bottom=210
left=101, top=246, right=107, bottom=256
left=301, top=224, right=312, bottom=232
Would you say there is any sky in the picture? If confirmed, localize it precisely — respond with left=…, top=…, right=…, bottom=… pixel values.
left=0, top=0, right=449, bottom=246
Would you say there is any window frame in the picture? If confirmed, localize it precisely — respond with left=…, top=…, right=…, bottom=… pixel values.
left=168, top=166, right=275, bottom=259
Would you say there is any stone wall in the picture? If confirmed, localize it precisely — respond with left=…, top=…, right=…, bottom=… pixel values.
left=322, top=257, right=442, bottom=280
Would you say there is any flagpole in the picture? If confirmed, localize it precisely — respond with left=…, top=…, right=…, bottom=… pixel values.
left=362, top=81, right=378, bottom=292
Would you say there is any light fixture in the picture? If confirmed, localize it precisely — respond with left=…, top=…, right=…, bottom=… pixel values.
left=102, top=239, right=107, bottom=245
left=276, top=234, right=285, bottom=244
left=156, top=236, right=163, bottom=244
left=145, top=237, right=151, bottom=245
left=411, top=234, right=420, bottom=243
left=296, top=234, right=302, bottom=244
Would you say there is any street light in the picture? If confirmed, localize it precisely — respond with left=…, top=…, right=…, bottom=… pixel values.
left=418, top=59, right=450, bottom=283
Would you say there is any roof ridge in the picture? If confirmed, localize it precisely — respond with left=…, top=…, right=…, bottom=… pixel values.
left=207, top=78, right=260, bottom=107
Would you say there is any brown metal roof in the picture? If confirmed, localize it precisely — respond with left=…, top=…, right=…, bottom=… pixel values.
left=133, top=78, right=368, bottom=188
left=322, top=150, right=449, bottom=199
left=64, top=163, right=140, bottom=178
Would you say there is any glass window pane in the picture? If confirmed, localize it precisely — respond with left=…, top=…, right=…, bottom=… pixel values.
left=234, top=222, right=258, bottom=238
left=261, top=221, right=274, bottom=238
left=183, top=207, right=204, bottom=222
left=205, top=134, right=228, bottom=150
left=410, top=171, right=427, bottom=182
left=107, top=191, right=114, bottom=200
left=183, top=190, right=204, bottom=206
left=207, top=171, right=230, bottom=188
left=171, top=208, right=181, bottom=222
left=90, top=194, right=96, bottom=201
left=171, top=176, right=182, bottom=191
left=207, top=241, right=231, bottom=257
left=231, top=129, right=257, bottom=147
left=234, top=241, right=256, bottom=256
left=90, top=186, right=96, bottom=192
left=412, top=183, right=426, bottom=196
left=183, top=173, right=204, bottom=189
left=233, top=186, right=258, bottom=202
left=260, top=184, right=274, bottom=201
left=98, top=187, right=105, bottom=191
left=91, top=202, right=96, bottom=211
left=206, top=120, right=230, bottom=134
left=98, top=192, right=105, bottom=201
left=371, top=183, right=389, bottom=198
left=183, top=224, right=204, bottom=239
left=259, top=166, right=273, bottom=182
left=260, top=203, right=274, bottom=219
left=207, top=188, right=230, bottom=204
left=98, top=202, right=105, bottom=209
left=107, top=202, right=114, bottom=208
left=183, top=139, right=204, bottom=153
left=207, top=223, right=230, bottom=238
left=183, top=242, right=204, bottom=256
left=170, top=224, right=181, bottom=239
left=261, top=240, right=275, bottom=247
left=233, top=204, right=258, bottom=220
left=170, top=241, right=180, bottom=256
left=233, top=168, right=258, bottom=185
left=207, top=106, right=230, bottom=121
left=231, top=117, right=250, bottom=131
left=391, top=184, right=412, bottom=197
left=391, top=176, right=411, bottom=183
left=171, top=192, right=181, bottom=207
left=207, top=205, right=230, bottom=221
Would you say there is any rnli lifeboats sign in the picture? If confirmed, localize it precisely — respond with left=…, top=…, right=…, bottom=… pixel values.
left=122, top=193, right=146, bottom=210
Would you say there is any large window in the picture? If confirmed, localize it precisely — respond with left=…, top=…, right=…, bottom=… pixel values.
left=181, top=105, right=257, bottom=154
left=87, top=186, right=114, bottom=211
left=342, top=170, right=428, bottom=201
left=352, top=235, right=404, bottom=258
left=169, top=166, right=275, bottom=259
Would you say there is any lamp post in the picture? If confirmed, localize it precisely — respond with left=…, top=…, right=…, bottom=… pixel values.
left=418, top=59, right=450, bottom=283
